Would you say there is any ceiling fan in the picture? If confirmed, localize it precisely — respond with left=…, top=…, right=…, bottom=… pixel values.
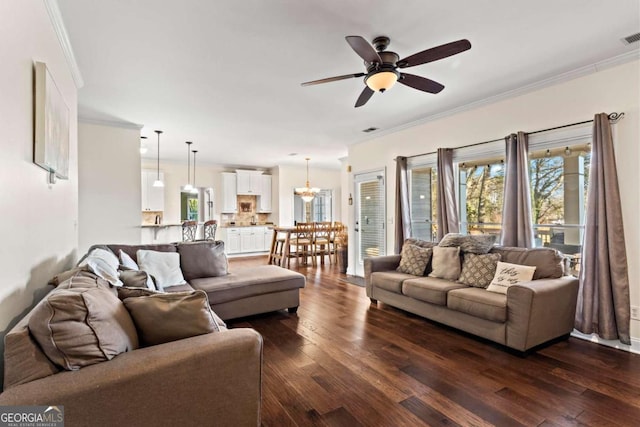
left=301, top=36, right=471, bottom=107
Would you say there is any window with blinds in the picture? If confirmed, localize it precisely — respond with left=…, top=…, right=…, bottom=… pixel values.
left=358, top=179, right=385, bottom=261
left=409, top=167, right=437, bottom=241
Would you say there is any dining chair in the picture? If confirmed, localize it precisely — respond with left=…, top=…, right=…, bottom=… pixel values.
left=330, top=221, right=345, bottom=264
left=203, top=220, right=218, bottom=240
left=181, top=220, right=198, bottom=242
left=313, top=222, right=332, bottom=265
left=289, top=222, right=315, bottom=266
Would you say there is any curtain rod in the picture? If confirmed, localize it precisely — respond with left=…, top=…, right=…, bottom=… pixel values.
left=401, top=112, right=624, bottom=160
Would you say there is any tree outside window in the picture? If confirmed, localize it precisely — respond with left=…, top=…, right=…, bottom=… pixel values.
left=459, top=159, right=505, bottom=236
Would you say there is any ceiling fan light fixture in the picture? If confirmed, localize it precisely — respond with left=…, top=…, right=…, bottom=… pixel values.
left=365, top=69, right=399, bottom=92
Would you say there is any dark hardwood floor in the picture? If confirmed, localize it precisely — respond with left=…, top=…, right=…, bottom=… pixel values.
left=228, top=256, right=640, bottom=427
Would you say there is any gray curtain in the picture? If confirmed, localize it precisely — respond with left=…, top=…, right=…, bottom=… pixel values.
left=500, top=132, right=534, bottom=248
left=436, top=148, right=459, bottom=241
left=575, top=113, right=631, bottom=344
left=394, top=156, right=412, bottom=253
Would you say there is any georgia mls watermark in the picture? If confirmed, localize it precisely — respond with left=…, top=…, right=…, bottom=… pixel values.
left=0, top=406, right=64, bottom=427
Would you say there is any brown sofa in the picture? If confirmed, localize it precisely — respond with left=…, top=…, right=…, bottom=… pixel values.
left=365, top=243, right=579, bottom=351
left=106, top=242, right=306, bottom=320
left=0, top=241, right=305, bottom=426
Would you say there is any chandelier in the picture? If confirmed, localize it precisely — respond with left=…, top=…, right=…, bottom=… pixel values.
left=295, top=158, right=320, bottom=202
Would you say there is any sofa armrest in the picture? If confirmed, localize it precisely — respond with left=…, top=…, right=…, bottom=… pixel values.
left=506, top=276, right=579, bottom=351
left=364, top=255, right=401, bottom=297
left=0, top=328, right=262, bottom=427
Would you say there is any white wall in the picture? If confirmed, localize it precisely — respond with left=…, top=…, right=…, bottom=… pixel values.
left=275, top=165, right=342, bottom=226
left=0, top=1, right=79, bottom=384
left=78, top=122, right=142, bottom=253
left=348, top=60, right=640, bottom=341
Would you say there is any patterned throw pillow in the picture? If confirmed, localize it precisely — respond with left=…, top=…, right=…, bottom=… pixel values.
left=397, top=244, right=433, bottom=276
left=458, top=253, right=501, bottom=288
left=438, top=233, right=497, bottom=254
left=487, top=262, right=537, bottom=294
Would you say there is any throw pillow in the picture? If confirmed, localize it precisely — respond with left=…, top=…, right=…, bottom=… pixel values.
left=119, top=249, right=139, bottom=270
left=177, top=241, right=228, bottom=281
left=404, top=238, right=436, bottom=249
left=136, top=250, right=187, bottom=289
left=28, top=286, right=138, bottom=370
left=123, top=290, right=220, bottom=346
left=48, top=266, right=89, bottom=287
left=397, top=244, right=432, bottom=276
left=428, top=246, right=462, bottom=280
left=439, top=233, right=497, bottom=254
left=458, top=253, right=502, bottom=288
left=78, top=248, right=122, bottom=286
left=487, top=262, right=537, bottom=294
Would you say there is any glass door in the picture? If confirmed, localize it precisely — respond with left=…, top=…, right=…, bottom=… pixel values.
left=354, top=171, right=385, bottom=276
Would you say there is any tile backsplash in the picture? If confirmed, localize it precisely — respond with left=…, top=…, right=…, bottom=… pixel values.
left=221, top=195, right=271, bottom=225
left=142, top=210, right=163, bottom=225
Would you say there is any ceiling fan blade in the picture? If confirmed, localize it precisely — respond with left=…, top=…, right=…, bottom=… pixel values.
left=301, top=72, right=365, bottom=86
left=355, top=86, right=374, bottom=108
left=346, top=36, right=382, bottom=64
left=397, top=39, right=471, bottom=68
left=398, top=73, right=445, bottom=94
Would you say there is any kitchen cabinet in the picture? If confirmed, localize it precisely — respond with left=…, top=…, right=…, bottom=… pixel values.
left=220, top=173, right=238, bottom=213
left=257, top=175, right=272, bottom=213
left=141, top=169, right=164, bottom=211
left=236, top=170, right=263, bottom=195
left=263, top=227, right=272, bottom=251
left=222, top=227, right=241, bottom=254
left=219, top=226, right=269, bottom=254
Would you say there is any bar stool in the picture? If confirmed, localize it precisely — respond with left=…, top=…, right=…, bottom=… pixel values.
left=182, top=220, right=198, bottom=242
left=203, top=220, right=217, bottom=240
left=268, top=227, right=293, bottom=268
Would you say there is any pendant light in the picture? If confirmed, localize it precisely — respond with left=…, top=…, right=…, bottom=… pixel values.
left=295, top=157, right=320, bottom=202
left=191, top=149, right=199, bottom=194
left=183, top=141, right=193, bottom=191
left=152, top=130, right=164, bottom=187
left=140, top=136, right=148, bottom=154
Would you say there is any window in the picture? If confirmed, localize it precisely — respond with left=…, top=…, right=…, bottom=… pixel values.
left=459, top=158, right=505, bottom=236
left=293, top=190, right=333, bottom=223
left=409, top=166, right=437, bottom=241
left=529, top=144, right=590, bottom=266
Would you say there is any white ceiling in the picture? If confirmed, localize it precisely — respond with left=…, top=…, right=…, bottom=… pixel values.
left=57, top=0, right=640, bottom=169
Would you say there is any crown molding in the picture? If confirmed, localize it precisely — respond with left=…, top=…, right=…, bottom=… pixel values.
left=43, top=0, right=84, bottom=88
left=361, top=50, right=640, bottom=144
left=79, top=116, right=144, bottom=130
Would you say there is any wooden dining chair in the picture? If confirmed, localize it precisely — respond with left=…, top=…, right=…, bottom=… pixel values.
left=330, top=221, right=344, bottom=264
left=182, top=220, right=198, bottom=242
left=289, top=222, right=315, bottom=266
left=313, top=222, right=332, bottom=265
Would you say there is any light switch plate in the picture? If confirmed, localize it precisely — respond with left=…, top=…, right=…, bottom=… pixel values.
left=631, top=306, right=640, bottom=321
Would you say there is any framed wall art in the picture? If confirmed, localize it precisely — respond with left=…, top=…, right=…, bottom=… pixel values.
left=34, top=61, right=70, bottom=182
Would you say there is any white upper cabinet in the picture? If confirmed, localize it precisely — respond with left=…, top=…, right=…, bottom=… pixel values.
left=257, top=175, right=272, bottom=213
left=141, top=169, right=164, bottom=211
left=236, top=170, right=263, bottom=195
left=220, top=172, right=238, bottom=213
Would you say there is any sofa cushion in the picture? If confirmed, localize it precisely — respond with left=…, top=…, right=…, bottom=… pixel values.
left=487, top=262, right=536, bottom=294
left=119, top=269, right=155, bottom=290
left=447, top=288, right=507, bottom=322
left=123, top=290, right=221, bottom=346
left=370, top=271, right=417, bottom=294
left=137, top=250, right=187, bottom=289
left=190, top=265, right=305, bottom=304
left=178, top=241, right=228, bottom=281
left=107, top=244, right=177, bottom=264
left=428, top=246, right=461, bottom=280
left=397, top=244, right=432, bottom=276
left=56, top=270, right=116, bottom=294
left=402, top=277, right=468, bottom=306
left=439, top=233, right=497, bottom=254
left=458, top=253, right=502, bottom=288
left=48, top=266, right=86, bottom=287
left=489, top=246, right=564, bottom=279
left=28, top=286, right=138, bottom=370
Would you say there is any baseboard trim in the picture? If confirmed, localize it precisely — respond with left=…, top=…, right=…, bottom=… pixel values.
left=570, top=330, right=640, bottom=355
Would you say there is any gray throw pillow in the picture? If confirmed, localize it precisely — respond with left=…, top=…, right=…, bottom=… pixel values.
left=439, top=233, right=497, bottom=254
left=123, top=290, right=221, bottom=346
left=428, top=246, right=461, bottom=280
left=397, top=244, right=433, bottom=276
left=458, top=253, right=501, bottom=288
left=28, top=286, right=138, bottom=370
left=178, top=241, right=228, bottom=281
